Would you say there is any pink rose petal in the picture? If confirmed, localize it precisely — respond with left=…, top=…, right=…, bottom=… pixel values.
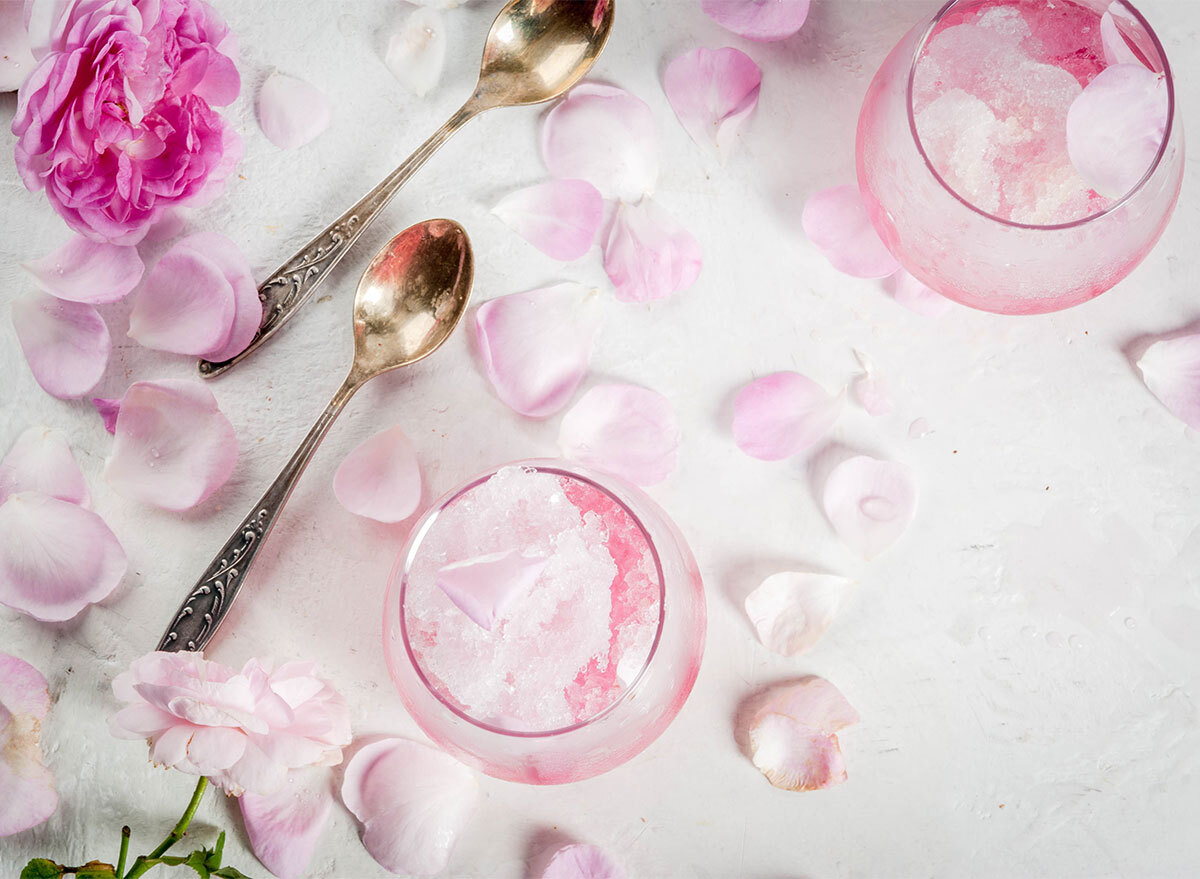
left=12, top=294, right=111, bottom=399
left=1100, top=4, right=1141, bottom=68
left=542, top=844, right=627, bottom=879
left=0, top=653, right=57, bottom=837
left=475, top=283, right=602, bottom=418
left=93, top=398, right=121, bottom=434
left=0, top=2, right=36, bottom=91
left=747, top=677, right=859, bottom=791
left=1066, top=64, right=1167, bottom=199
left=436, top=550, right=549, bottom=630
left=240, top=768, right=333, bottom=879
left=542, top=83, right=658, bottom=201
left=558, top=384, right=680, bottom=487
left=0, top=426, right=89, bottom=507
left=103, top=380, right=238, bottom=511
left=341, top=737, right=479, bottom=876
left=171, top=232, right=263, bottom=363
left=701, top=0, right=811, bottom=42
left=802, top=185, right=900, bottom=279
left=744, top=572, right=847, bottom=657
left=258, top=71, right=332, bottom=150
left=492, top=179, right=604, bottom=261
left=1136, top=333, right=1200, bottom=431
left=22, top=235, right=144, bottom=304
left=0, top=492, right=126, bottom=621
left=333, top=426, right=422, bottom=523
left=127, top=248, right=237, bottom=356
left=732, top=372, right=843, bottom=461
left=603, top=198, right=703, bottom=303
left=663, top=47, right=761, bottom=159
left=886, top=270, right=953, bottom=317
left=822, top=455, right=917, bottom=559
left=851, top=351, right=892, bottom=417
left=386, top=6, right=447, bottom=97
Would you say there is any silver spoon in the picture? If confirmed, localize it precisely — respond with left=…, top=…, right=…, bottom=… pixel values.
left=160, top=219, right=474, bottom=652
left=198, top=0, right=614, bottom=378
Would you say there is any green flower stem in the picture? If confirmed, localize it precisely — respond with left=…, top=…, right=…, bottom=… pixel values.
left=123, top=777, right=209, bottom=879
left=117, top=826, right=131, bottom=876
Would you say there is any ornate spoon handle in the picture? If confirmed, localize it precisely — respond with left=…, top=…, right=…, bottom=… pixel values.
left=197, top=102, right=479, bottom=379
left=158, top=378, right=358, bottom=652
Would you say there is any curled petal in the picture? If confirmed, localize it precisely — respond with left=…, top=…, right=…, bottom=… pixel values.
left=475, top=283, right=602, bottom=418
left=603, top=199, right=702, bottom=303
left=12, top=294, right=110, bottom=399
left=0, top=492, right=126, bottom=621
left=341, top=737, right=479, bottom=876
left=0, top=653, right=57, bottom=836
left=1101, top=5, right=1141, bottom=68
left=822, top=455, right=917, bottom=559
left=886, top=270, right=952, bottom=317
left=128, top=248, right=236, bottom=356
left=558, top=384, right=680, bottom=487
left=542, top=844, right=627, bottom=879
left=700, top=0, right=811, bottom=42
left=103, top=380, right=238, bottom=511
left=732, top=372, right=843, bottom=461
left=747, top=677, right=859, bottom=791
left=22, top=235, right=144, bottom=304
left=802, top=185, right=899, bottom=279
left=93, top=398, right=121, bottom=434
left=171, top=232, right=263, bottom=363
left=240, top=768, right=333, bottom=879
left=333, top=426, right=422, bottom=523
left=436, top=550, right=549, bottom=631
left=853, top=376, right=892, bottom=416
left=663, top=47, right=761, bottom=159
left=0, top=426, right=88, bottom=506
left=0, top=1, right=35, bottom=91
left=744, top=572, right=847, bottom=656
left=492, top=179, right=604, bottom=261
left=1137, top=334, right=1200, bottom=431
left=386, top=7, right=447, bottom=97
left=1066, top=64, right=1167, bottom=199
left=258, top=72, right=332, bottom=149
left=542, top=83, right=658, bottom=201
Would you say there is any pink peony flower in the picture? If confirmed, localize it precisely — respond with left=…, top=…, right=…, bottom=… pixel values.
left=12, top=0, right=241, bottom=244
left=110, top=652, right=351, bottom=796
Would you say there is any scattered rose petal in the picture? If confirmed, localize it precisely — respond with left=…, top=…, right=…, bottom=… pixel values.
left=12, top=294, right=111, bottom=399
left=103, top=380, right=238, bottom=511
left=851, top=351, right=892, bottom=417
left=663, top=47, right=761, bottom=159
left=475, top=283, right=602, bottom=418
left=0, top=653, right=57, bottom=836
left=0, top=426, right=88, bottom=506
left=1101, top=4, right=1141, bottom=68
left=886, top=270, right=953, bottom=317
left=802, top=185, right=900, bottom=279
left=603, top=198, right=703, bottom=303
left=1067, top=64, right=1167, bottom=199
left=744, top=572, right=847, bottom=657
left=240, top=768, right=333, bottom=879
left=558, top=384, right=680, bottom=486
left=258, top=71, right=332, bottom=149
left=143, top=208, right=189, bottom=244
left=492, top=179, right=604, bottom=261
left=542, top=83, right=658, bottom=201
left=732, top=372, right=843, bottom=461
left=333, top=426, right=422, bottom=523
left=0, top=492, right=126, bottom=621
left=386, top=6, right=446, bottom=96
left=1136, top=334, right=1200, bottom=431
left=747, top=677, right=859, bottom=791
left=701, top=0, right=811, bottom=42
left=341, top=737, right=479, bottom=876
left=0, top=2, right=36, bottom=91
left=171, top=232, right=263, bottom=363
left=437, top=550, right=549, bottom=630
left=542, top=844, right=627, bottom=879
left=127, top=248, right=236, bottom=356
left=822, top=455, right=917, bottom=559
left=22, top=236, right=144, bottom=304
left=93, top=398, right=121, bottom=434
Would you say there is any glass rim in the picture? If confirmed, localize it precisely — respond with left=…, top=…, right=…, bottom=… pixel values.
left=396, top=461, right=668, bottom=740
left=904, top=0, right=1175, bottom=231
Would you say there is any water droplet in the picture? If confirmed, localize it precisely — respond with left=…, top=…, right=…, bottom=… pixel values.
left=859, top=495, right=896, bottom=520
left=1045, top=631, right=1066, bottom=648
left=1124, top=617, right=1137, bottom=629
left=1020, top=625, right=1038, bottom=638
left=1068, top=634, right=1085, bottom=650
left=908, top=418, right=933, bottom=439
left=151, top=447, right=161, bottom=458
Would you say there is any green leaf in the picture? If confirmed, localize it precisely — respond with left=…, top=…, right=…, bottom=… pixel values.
left=19, top=859, right=63, bottom=879
left=210, top=867, right=254, bottom=879
left=75, top=862, right=118, bottom=878
left=208, top=832, right=226, bottom=869
left=184, top=849, right=210, bottom=878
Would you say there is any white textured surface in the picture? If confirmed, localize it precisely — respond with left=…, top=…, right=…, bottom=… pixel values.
left=2, top=1, right=1199, bottom=876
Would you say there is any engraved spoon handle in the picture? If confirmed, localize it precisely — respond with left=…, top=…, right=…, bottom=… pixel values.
left=158, top=377, right=359, bottom=652
left=197, top=101, right=479, bottom=379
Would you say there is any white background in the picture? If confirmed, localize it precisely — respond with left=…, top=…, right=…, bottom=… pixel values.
left=2, top=0, right=1199, bottom=876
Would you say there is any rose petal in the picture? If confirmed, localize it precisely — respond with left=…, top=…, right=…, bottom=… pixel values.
left=542, top=844, right=627, bottom=879
left=436, top=550, right=549, bottom=631
left=701, top=0, right=810, bottom=42
left=12, top=294, right=111, bottom=399
left=542, top=83, right=658, bottom=201
left=492, top=179, right=604, bottom=261
left=558, top=384, right=680, bottom=487
left=0, top=1, right=35, bottom=91
left=171, top=232, right=263, bottom=363
left=1136, top=333, right=1200, bottom=431
left=663, top=47, right=761, bottom=159
left=103, top=380, right=238, bottom=511
left=333, top=426, right=422, bottom=523
left=851, top=351, right=892, bottom=417
left=732, top=372, right=843, bottom=461
left=1066, top=64, right=1167, bottom=199
left=603, top=198, right=703, bottom=303
left=822, top=455, right=917, bottom=559
left=886, top=270, right=953, bottom=317
left=240, top=768, right=333, bottom=879
left=21, top=235, right=144, bottom=304
left=258, top=72, right=332, bottom=150
left=748, top=677, right=859, bottom=791
left=475, top=283, right=602, bottom=418
left=93, top=398, right=121, bottom=434
left=386, top=6, right=446, bottom=97
left=0, top=653, right=50, bottom=720
left=341, top=737, right=479, bottom=876
left=127, top=248, right=237, bottom=356
left=0, top=492, right=126, bottom=621
left=0, top=426, right=89, bottom=507
left=744, top=572, right=847, bottom=657
left=1101, top=4, right=1141, bottom=68
left=802, top=185, right=900, bottom=279
left=0, top=653, right=57, bottom=837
